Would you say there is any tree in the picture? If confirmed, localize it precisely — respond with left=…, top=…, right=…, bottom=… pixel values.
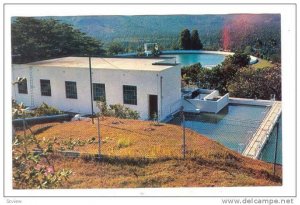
left=12, top=17, right=104, bottom=63
left=181, top=52, right=251, bottom=94
left=190, top=30, right=203, bottom=50
left=179, top=29, right=191, bottom=50
left=228, top=65, right=281, bottom=100
left=181, top=63, right=203, bottom=84
left=223, top=52, right=250, bottom=67
left=107, top=42, right=125, bottom=55
left=244, top=46, right=252, bottom=55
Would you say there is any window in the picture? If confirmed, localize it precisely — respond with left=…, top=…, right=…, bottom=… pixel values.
left=40, top=79, right=51, bottom=96
left=123, top=85, right=137, bottom=105
left=93, top=83, right=106, bottom=101
left=65, top=81, right=77, bottom=99
left=18, top=79, right=28, bottom=94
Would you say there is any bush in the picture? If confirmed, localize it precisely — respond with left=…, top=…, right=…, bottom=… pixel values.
left=12, top=100, right=30, bottom=119
left=117, top=138, right=132, bottom=149
left=13, top=133, right=72, bottom=189
left=269, top=54, right=281, bottom=63
left=12, top=101, right=62, bottom=119
left=97, top=102, right=140, bottom=119
left=35, top=103, right=61, bottom=116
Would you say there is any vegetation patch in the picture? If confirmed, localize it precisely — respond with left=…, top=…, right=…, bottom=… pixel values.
left=117, top=138, right=132, bottom=149
left=182, top=53, right=281, bottom=100
left=12, top=101, right=63, bottom=119
left=97, top=102, right=140, bottom=119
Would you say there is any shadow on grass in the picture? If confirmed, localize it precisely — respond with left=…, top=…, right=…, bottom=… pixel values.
left=51, top=151, right=282, bottom=184
left=33, top=125, right=54, bottom=135
left=80, top=153, right=176, bottom=167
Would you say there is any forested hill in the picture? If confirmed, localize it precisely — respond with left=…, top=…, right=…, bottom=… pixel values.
left=54, top=15, right=226, bottom=41
left=12, top=14, right=281, bottom=61
left=51, top=14, right=280, bottom=53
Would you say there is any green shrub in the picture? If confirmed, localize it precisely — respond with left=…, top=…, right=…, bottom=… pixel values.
left=13, top=133, right=72, bottom=189
left=117, top=138, right=132, bottom=149
left=96, top=102, right=140, bottom=119
left=12, top=101, right=62, bottom=119
left=35, top=103, right=61, bottom=116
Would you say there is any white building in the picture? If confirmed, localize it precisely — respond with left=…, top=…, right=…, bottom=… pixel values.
left=12, top=57, right=182, bottom=121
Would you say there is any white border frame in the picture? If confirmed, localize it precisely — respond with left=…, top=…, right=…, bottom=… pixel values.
left=2, top=2, right=297, bottom=198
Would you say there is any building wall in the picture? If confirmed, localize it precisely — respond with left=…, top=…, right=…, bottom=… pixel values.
left=91, top=68, right=161, bottom=120
left=12, top=65, right=32, bottom=106
left=13, top=65, right=93, bottom=114
left=12, top=63, right=181, bottom=120
left=159, top=64, right=182, bottom=120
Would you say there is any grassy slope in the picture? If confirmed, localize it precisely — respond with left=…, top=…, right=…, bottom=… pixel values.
left=18, top=117, right=282, bottom=188
left=252, top=58, right=273, bottom=69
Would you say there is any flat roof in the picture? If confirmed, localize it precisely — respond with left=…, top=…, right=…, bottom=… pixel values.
left=21, top=57, right=175, bottom=71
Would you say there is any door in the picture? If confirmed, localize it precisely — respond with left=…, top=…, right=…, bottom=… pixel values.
left=149, top=95, right=158, bottom=120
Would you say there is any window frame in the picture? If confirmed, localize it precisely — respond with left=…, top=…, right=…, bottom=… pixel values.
left=40, top=79, right=52, bottom=96
left=123, top=85, right=137, bottom=105
left=93, top=83, right=106, bottom=102
left=65, top=81, right=78, bottom=99
left=17, top=79, right=28, bottom=94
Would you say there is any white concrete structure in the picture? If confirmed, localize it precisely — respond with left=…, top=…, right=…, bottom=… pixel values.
left=242, top=101, right=281, bottom=159
left=144, top=43, right=158, bottom=56
left=182, top=88, right=229, bottom=113
left=12, top=57, right=182, bottom=121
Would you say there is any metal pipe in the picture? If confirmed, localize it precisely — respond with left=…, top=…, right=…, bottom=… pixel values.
left=22, top=115, right=28, bottom=155
left=12, top=114, right=71, bottom=127
left=273, top=122, right=280, bottom=176
left=89, top=56, right=94, bottom=124
left=97, top=116, right=101, bottom=159
left=160, top=76, right=163, bottom=121
left=181, top=106, right=186, bottom=159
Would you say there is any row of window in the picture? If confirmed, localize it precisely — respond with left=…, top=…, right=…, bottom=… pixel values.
left=17, top=79, right=138, bottom=105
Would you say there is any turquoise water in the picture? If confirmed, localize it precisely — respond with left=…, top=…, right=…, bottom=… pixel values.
left=168, top=104, right=270, bottom=154
left=259, top=116, right=282, bottom=164
left=161, top=53, right=225, bottom=67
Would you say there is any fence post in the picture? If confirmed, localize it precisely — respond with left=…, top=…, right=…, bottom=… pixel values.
left=22, top=114, right=28, bottom=155
left=97, top=116, right=101, bottom=159
left=180, top=106, right=186, bottom=159
left=273, top=122, right=279, bottom=176
left=89, top=56, right=94, bottom=124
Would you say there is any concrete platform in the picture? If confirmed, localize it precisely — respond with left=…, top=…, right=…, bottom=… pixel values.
left=242, top=101, right=282, bottom=159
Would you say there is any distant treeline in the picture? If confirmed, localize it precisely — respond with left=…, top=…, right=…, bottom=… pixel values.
left=51, top=15, right=280, bottom=62
left=11, top=15, right=281, bottom=63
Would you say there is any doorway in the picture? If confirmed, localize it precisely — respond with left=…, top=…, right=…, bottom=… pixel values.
left=149, top=95, right=158, bottom=120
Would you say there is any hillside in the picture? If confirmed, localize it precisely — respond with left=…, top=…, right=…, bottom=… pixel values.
left=52, top=14, right=280, bottom=52
left=16, top=117, right=282, bottom=188
left=11, top=14, right=281, bottom=61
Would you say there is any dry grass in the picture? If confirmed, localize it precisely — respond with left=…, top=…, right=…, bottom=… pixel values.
left=20, top=117, right=224, bottom=158
left=51, top=155, right=281, bottom=188
left=15, top=117, right=282, bottom=188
